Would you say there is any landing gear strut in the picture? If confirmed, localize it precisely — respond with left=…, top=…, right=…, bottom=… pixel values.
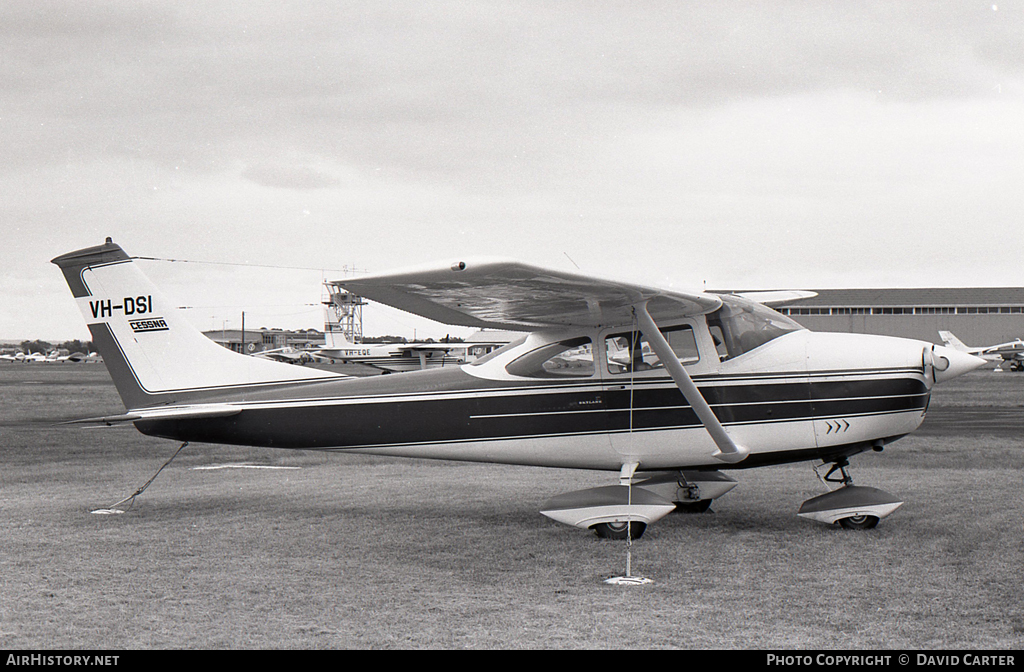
left=822, top=458, right=854, bottom=486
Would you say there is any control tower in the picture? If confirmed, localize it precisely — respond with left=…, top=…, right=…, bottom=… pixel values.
left=323, top=283, right=367, bottom=344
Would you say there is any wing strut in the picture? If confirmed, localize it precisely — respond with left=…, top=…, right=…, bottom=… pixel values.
left=634, top=302, right=749, bottom=464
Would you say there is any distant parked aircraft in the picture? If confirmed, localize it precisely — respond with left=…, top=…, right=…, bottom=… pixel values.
left=314, top=301, right=471, bottom=373
left=252, top=346, right=317, bottom=365
left=938, top=331, right=1024, bottom=371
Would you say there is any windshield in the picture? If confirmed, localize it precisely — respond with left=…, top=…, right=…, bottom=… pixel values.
left=706, top=295, right=804, bottom=360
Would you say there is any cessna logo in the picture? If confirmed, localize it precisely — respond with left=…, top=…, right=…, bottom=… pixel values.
left=129, top=317, right=169, bottom=333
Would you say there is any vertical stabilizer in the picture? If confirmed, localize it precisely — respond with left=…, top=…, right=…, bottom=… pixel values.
left=937, top=331, right=969, bottom=351
left=322, top=305, right=354, bottom=348
left=52, top=239, right=340, bottom=410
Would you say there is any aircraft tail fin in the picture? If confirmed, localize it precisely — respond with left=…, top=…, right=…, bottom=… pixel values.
left=938, top=330, right=970, bottom=351
left=52, top=239, right=339, bottom=410
left=322, top=304, right=354, bottom=348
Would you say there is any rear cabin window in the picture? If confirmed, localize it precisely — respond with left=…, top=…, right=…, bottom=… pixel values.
left=605, top=324, right=698, bottom=374
left=470, top=335, right=528, bottom=367
left=504, top=337, right=594, bottom=378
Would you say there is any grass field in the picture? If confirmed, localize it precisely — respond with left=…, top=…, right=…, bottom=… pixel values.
left=1, top=366, right=1022, bottom=649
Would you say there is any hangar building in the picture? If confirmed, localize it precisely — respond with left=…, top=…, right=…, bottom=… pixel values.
left=204, top=328, right=324, bottom=354
left=774, top=288, right=1024, bottom=346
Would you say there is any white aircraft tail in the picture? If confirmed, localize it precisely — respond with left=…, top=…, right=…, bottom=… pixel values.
left=938, top=330, right=970, bottom=351
left=322, top=305, right=356, bottom=349
left=52, top=239, right=339, bottom=410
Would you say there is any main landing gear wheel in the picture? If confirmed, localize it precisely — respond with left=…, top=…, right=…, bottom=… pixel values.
left=591, top=521, right=647, bottom=540
left=838, top=514, right=880, bottom=530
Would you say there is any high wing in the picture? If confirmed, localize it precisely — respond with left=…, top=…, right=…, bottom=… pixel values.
left=733, top=290, right=818, bottom=307
left=337, top=258, right=722, bottom=330
left=975, top=341, right=1024, bottom=360
left=406, top=343, right=460, bottom=352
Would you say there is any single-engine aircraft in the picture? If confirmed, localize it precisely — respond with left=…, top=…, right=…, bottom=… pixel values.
left=53, top=239, right=985, bottom=539
left=938, top=330, right=1024, bottom=372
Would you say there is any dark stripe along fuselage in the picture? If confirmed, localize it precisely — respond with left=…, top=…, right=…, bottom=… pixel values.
left=135, top=365, right=929, bottom=463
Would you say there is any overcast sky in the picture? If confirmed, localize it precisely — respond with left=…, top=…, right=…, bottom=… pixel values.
left=3, top=1, right=1023, bottom=341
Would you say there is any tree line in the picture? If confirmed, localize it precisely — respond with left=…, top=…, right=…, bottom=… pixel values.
left=12, top=339, right=95, bottom=355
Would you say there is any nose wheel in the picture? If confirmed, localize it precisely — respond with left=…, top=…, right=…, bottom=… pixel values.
left=798, top=458, right=903, bottom=529
left=836, top=514, right=879, bottom=530
left=822, top=460, right=880, bottom=529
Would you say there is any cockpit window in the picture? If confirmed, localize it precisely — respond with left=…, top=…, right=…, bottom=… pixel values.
left=505, top=337, right=594, bottom=378
left=706, top=295, right=804, bottom=360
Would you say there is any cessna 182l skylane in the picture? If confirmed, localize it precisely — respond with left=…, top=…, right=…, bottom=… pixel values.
left=53, top=240, right=984, bottom=539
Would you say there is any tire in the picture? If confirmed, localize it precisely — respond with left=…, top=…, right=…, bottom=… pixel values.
left=591, top=521, right=647, bottom=540
left=673, top=499, right=713, bottom=514
left=838, top=515, right=879, bottom=530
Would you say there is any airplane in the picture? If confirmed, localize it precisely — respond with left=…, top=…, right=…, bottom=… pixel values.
left=938, top=330, right=1024, bottom=372
left=252, top=345, right=318, bottom=365
left=0, top=351, right=26, bottom=363
left=314, top=298, right=475, bottom=373
left=49, top=349, right=87, bottom=363
left=52, top=239, right=985, bottom=539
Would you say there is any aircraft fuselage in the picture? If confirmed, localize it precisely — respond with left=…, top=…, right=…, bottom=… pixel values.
left=135, top=328, right=938, bottom=472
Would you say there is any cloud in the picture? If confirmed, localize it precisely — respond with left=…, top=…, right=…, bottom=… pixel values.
left=3, top=2, right=1024, bottom=339
left=4, top=1, right=1022, bottom=182
left=241, top=163, right=341, bottom=189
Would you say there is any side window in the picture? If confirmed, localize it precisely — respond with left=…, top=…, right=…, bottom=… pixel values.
left=605, top=325, right=698, bottom=374
left=505, top=337, right=594, bottom=378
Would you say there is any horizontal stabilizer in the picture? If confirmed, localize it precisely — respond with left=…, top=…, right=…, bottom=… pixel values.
left=64, top=404, right=242, bottom=426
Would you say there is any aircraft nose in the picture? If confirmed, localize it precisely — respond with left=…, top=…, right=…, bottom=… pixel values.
left=930, top=344, right=987, bottom=383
